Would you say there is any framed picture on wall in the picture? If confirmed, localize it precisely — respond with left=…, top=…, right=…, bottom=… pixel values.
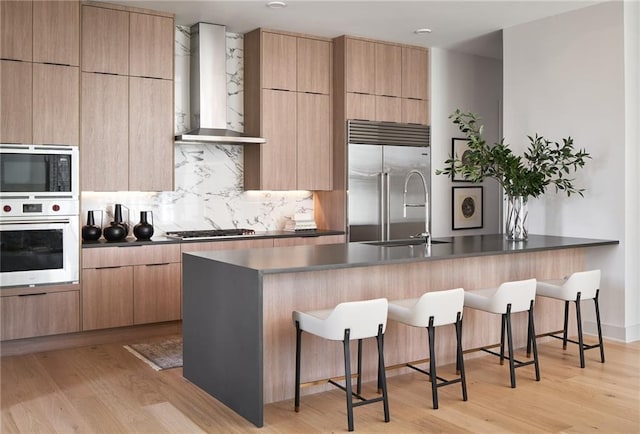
left=451, top=138, right=473, bottom=182
left=452, top=186, right=483, bottom=230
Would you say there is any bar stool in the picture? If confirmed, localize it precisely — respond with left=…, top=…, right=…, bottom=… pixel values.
left=535, top=269, right=604, bottom=368
left=463, top=278, right=540, bottom=388
left=293, top=298, right=390, bottom=432
left=388, top=288, right=467, bottom=409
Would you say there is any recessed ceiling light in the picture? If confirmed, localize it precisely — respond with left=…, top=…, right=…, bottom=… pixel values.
left=266, top=1, right=287, bottom=8
left=414, top=28, right=433, bottom=35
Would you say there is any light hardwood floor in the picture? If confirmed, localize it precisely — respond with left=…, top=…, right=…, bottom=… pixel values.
left=1, top=336, right=639, bottom=433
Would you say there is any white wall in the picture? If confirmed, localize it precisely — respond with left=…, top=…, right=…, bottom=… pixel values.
left=430, top=49, right=503, bottom=237
left=503, top=1, right=638, bottom=341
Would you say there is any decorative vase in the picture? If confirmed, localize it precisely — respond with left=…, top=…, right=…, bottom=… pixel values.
left=133, top=211, right=154, bottom=240
left=103, top=203, right=128, bottom=242
left=81, top=210, right=102, bottom=241
left=505, top=195, right=528, bottom=241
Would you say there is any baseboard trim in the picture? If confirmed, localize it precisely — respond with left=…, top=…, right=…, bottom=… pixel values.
left=584, top=320, right=639, bottom=343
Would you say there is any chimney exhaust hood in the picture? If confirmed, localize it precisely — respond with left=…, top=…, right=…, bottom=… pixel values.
left=175, top=23, right=265, bottom=144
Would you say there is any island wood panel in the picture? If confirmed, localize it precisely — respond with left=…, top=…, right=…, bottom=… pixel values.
left=0, top=0, right=32, bottom=61
left=344, top=37, right=375, bottom=94
left=33, top=0, right=79, bottom=66
left=82, top=244, right=181, bottom=269
left=80, top=72, right=129, bottom=191
left=82, top=267, right=134, bottom=330
left=374, top=42, right=402, bottom=97
left=81, top=5, right=129, bottom=75
left=261, top=31, right=296, bottom=91
left=296, top=37, right=331, bottom=94
left=296, top=92, right=331, bottom=190
left=129, top=12, right=174, bottom=80
left=133, top=262, right=181, bottom=324
left=32, top=63, right=79, bottom=146
left=375, top=95, right=402, bottom=123
left=0, top=290, right=79, bottom=341
left=0, top=60, right=32, bottom=144
left=261, top=248, right=584, bottom=403
left=402, top=98, right=429, bottom=125
left=401, top=46, right=429, bottom=100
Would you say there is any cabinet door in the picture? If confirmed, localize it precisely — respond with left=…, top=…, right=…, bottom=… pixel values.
left=129, top=12, right=174, bottom=80
left=261, top=89, right=297, bottom=190
left=375, top=96, right=402, bottom=123
left=261, top=32, right=296, bottom=91
left=345, top=38, right=375, bottom=94
left=129, top=77, right=174, bottom=191
left=81, top=72, right=129, bottom=191
left=33, top=0, right=79, bottom=66
left=133, top=263, right=181, bottom=324
left=0, top=0, right=32, bottom=61
left=273, top=234, right=344, bottom=247
left=297, top=38, right=330, bottom=94
left=1, top=290, right=79, bottom=340
left=402, top=47, right=429, bottom=100
left=346, top=92, right=375, bottom=121
left=402, top=98, right=429, bottom=125
left=81, top=5, right=129, bottom=75
left=82, top=267, right=134, bottom=330
left=33, top=63, right=79, bottom=146
left=375, top=43, right=402, bottom=97
left=297, top=93, right=331, bottom=190
left=0, top=60, right=32, bottom=144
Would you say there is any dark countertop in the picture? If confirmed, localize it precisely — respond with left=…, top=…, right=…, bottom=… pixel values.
left=184, top=234, right=618, bottom=274
left=81, top=229, right=344, bottom=248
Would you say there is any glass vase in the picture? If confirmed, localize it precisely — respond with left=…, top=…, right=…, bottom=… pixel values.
left=505, top=195, right=528, bottom=241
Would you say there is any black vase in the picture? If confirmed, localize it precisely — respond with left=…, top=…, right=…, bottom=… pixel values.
left=133, top=211, right=154, bottom=240
left=81, top=211, right=102, bottom=241
left=104, top=204, right=128, bottom=242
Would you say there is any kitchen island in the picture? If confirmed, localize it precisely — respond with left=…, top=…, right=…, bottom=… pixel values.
left=182, top=234, right=617, bottom=427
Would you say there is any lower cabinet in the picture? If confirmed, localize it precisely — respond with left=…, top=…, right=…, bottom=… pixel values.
left=0, top=284, right=80, bottom=341
left=273, top=234, right=345, bottom=247
left=81, top=244, right=181, bottom=331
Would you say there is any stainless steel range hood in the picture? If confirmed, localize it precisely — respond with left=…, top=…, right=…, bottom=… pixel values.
left=175, top=23, right=265, bottom=144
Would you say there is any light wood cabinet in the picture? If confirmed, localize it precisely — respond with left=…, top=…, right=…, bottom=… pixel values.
left=181, top=239, right=274, bottom=253
left=0, top=0, right=32, bottom=61
left=272, top=234, right=345, bottom=247
left=129, top=12, right=173, bottom=80
left=375, top=95, right=402, bottom=123
left=81, top=5, right=129, bottom=75
left=346, top=92, right=375, bottom=121
left=402, top=46, right=429, bottom=100
left=402, top=98, right=429, bottom=125
left=374, top=43, right=402, bottom=97
left=1, top=286, right=80, bottom=341
left=297, top=92, right=331, bottom=190
left=33, top=0, right=79, bottom=66
left=0, top=60, right=32, bottom=144
left=261, top=32, right=296, bottom=91
left=297, top=37, right=331, bottom=94
left=80, top=72, right=129, bottom=191
left=345, top=38, right=375, bottom=94
left=82, top=244, right=181, bottom=331
left=33, top=63, right=79, bottom=146
left=129, top=77, right=174, bottom=191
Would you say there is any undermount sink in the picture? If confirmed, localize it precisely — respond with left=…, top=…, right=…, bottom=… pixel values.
left=364, top=238, right=450, bottom=247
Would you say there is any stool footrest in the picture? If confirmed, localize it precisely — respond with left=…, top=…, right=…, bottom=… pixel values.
left=480, top=348, right=537, bottom=368
left=328, top=379, right=385, bottom=408
left=406, top=363, right=464, bottom=388
left=548, top=334, right=602, bottom=350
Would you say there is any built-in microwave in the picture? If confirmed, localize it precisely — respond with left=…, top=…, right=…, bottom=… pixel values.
left=0, top=144, right=79, bottom=199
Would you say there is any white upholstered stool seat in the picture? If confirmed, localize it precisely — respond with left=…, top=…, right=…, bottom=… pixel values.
left=463, top=278, right=540, bottom=388
left=536, top=269, right=604, bottom=368
left=388, top=288, right=467, bottom=409
left=293, top=298, right=390, bottom=432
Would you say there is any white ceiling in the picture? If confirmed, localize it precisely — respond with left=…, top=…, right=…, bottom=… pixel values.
left=100, top=0, right=602, bottom=59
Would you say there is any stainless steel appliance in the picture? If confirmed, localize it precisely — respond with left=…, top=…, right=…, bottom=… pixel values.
left=347, top=120, right=430, bottom=242
left=0, top=144, right=79, bottom=199
left=165, top=228, right=256, bottom=240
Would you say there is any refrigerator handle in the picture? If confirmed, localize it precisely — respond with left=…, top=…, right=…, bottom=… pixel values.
left=379, top=172, right=386, bottom=241
left=385, top=172, right=391, bottom=241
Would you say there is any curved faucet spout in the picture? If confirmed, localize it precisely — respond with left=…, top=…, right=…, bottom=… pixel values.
left=403, top=170, right=430, bottom=244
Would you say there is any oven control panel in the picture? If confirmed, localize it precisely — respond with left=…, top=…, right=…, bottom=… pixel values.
left=0, top=199, right=78, bottom=217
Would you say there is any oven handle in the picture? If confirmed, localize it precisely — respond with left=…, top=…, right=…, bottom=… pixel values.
left=0, top=219, right=72, bottom=225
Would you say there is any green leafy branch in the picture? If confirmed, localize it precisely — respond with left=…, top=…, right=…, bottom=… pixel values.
left=436, top=110, right=591, bottom=198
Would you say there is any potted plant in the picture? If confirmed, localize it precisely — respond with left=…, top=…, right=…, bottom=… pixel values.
left=437, top=110, right=591, bottom=240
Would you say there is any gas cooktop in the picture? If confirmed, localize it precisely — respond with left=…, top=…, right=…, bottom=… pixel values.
left=165, top=228, right=255, bottom=240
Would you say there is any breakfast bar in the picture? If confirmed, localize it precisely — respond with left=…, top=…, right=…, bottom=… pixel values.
left=182, top=235, right=617, bottom=427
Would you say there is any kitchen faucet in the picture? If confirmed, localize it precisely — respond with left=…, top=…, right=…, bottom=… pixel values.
left=403, top=169, right=430, bottom=246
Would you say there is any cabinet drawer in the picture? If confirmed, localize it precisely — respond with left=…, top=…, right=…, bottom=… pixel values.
left=1, top=290, right=79, bottom=341
left=82, top=243, right=181, bottom=268
left=181, top=238, right=274, bottom=253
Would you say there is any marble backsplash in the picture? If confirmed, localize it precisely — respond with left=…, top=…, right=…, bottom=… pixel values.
left=81, top=27, right=313, bottom=235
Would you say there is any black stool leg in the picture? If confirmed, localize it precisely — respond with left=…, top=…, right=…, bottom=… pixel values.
left=526, top=308, right=533, bottom=358
left=455, top=313, right=468, bottom=401
left=427, top=317, right=438, bottom=409
left=594, top=289, right=605, bottom=363
left=500, top=313, right=506, bottom=366
left=376, top=324, right=390, bottom=423
left=575, top=292, right=586, bottom=368
left=357, top=339, right=363, bottom=395
left=528, top=300, right=540, bottom=381
left=505, top=304, right=516, bottom=388
left=343, top=329, right=354, bottom=432
left=294, top=321, right=302, bottom=412
left=563, top=300, right=570, bottom=350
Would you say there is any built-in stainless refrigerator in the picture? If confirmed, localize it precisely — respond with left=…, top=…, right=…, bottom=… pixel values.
left=347, top=120, right=431, bottom=242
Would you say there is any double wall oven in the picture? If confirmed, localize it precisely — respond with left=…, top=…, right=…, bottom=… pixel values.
left=0, top=144, right=80, bottom=287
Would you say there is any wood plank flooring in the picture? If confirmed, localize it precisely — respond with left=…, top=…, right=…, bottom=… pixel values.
left=2, top=336, right=638, bottom=433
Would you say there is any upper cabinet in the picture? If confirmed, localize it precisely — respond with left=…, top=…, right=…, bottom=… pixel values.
left=81, top=5, right=129, bottom=75
left=0, top=0, right=32, bottom=61
left=129, top=12, right=174, bottom=79
left=244, top=28, right=332, bottom=191
left=345, top=38, right=375, bottom=94
left=402, top=46, right=429, bottom=100
left=33, top=0, right=80, bottom=66
left=374, top=43, right=401, bottom=97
